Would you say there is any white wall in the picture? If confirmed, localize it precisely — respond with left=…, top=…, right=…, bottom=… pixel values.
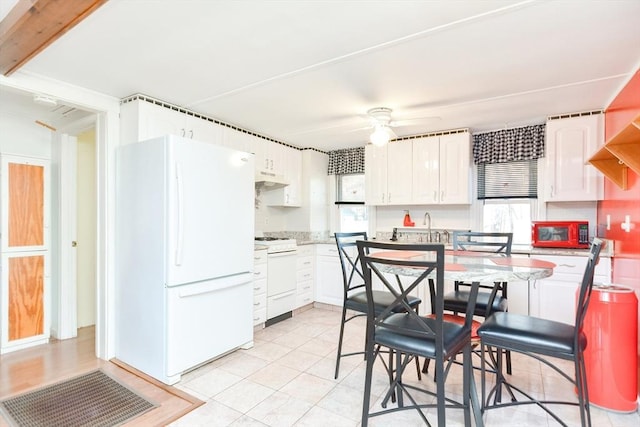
left=0, top=108, right=52, bottom=157
left=374, top=204, right=473, bottom=232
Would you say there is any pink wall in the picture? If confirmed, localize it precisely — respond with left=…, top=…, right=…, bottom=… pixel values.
left=598, top=68, right=640, bottom=278
left=597, top=69, right=640, bottom=372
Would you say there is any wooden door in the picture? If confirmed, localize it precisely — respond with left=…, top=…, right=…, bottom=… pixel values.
left=1, top=155, right=50, bottom=352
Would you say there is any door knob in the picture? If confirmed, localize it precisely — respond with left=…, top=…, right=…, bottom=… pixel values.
left=72, top=241, right=77, bottom=247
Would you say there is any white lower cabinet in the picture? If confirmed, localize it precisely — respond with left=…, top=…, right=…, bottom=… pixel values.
left=315, top=244, right=344, bottom=306
left=529, top=254, right=611, bottom=325
left=253, top=249, right=268, bottom=326
left=296, top=245, right=314, bottom=309
left=506, top=279, right=529, bottom=316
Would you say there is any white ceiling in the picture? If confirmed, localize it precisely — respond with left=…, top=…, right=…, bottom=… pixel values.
left=6, top=0, right=640, bottom=151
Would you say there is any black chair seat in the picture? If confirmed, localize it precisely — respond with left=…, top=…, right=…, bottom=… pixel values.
left=478, top=312, right=586, bottom=360
left=443, top=289, right=507, bottom=316
left=346, top=290, right=421, bottom=315
left=375, top=313, right=470, bottom=359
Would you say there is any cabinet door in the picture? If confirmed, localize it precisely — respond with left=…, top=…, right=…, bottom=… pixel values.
left=412, top=136, right=440, bottom=204
left=507, top=279, right=529, bottom=315
left=1, top=156, right=50, bottom=253
left=266, top=141, right=285, bottom=176
left=1, top=156, right=51, bottom=351
left=2, top=253, right=48, bottom=348
left=223, top=127, right=254, bottom=152
left=439, top=132, right=471, bottom=204
left=138, top=100, right=185, bottom=139
left=386, top=141, right=413, bottom=204
left=186, top=115, right=223, bottom=144
left=315, top=245, right=344, bottom=306
left=283, top=147, right=302, bottom=206
left=534, top=279, right=578, bottom=325
left=544, top=115, right=604, bottom=201
left=365, top=144, right=387, bottom=205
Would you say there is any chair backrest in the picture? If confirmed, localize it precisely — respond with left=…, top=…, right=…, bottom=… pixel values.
left=575, top=238, right=603, bottom=330
left=452, top=231, right=513, bottom=255
left=334, top=232, right=368, bottom=296
left=356, top=241, right=478, bottom=353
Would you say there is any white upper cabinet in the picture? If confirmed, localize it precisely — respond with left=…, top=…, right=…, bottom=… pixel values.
left=365, top=144, right=388, bottom=205
left=120, top=99, right=223, bottom=145
left=221, top=127, right=254, bottom=153
left=412, top=136, right=440, bottom=203
left=283, top=147, right=302, bottom=206
left=387, top=141, right=413, bottom=205
left=265, top=146, right=302, bottom=207
left=412, top=132, right=471, bottom=204
left=365, top=140, right=412, bottom=205
left=543, top=114, right=604, bottom=201
left=253, top=139, right=286, bottom=177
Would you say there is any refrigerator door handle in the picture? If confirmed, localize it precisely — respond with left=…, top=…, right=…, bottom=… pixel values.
left=177, top=274, right=252, bottom=298
left=175, top=162, right=184, bottom=266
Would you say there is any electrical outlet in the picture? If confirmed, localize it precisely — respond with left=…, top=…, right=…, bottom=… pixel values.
left=264, top=217, right=269, bottom=225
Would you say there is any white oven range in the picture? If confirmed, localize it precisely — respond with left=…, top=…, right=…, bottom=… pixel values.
left=255, top=238, right=298, bottom=324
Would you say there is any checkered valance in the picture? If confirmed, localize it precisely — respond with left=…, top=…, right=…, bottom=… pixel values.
left=327, top=147, right=365, bottom=175
left=473, top=124, right=545, bottom=165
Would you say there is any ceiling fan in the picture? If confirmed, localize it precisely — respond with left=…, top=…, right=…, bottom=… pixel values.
left=365, top=107, right=439, bottom=146
left=366, top=107, right=396, bottom=146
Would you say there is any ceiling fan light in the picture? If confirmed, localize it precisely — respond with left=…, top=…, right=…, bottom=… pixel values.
left=370, top=125, right=391, bottom=146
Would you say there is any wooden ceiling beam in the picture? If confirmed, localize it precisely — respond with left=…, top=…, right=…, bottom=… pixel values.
left=0, top=0, right=108, bottom=76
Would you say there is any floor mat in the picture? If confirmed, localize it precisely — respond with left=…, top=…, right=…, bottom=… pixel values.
left=0, top=369, right=156, bottom=427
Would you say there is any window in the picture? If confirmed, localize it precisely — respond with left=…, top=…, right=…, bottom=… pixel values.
left=477, top=160, right=537, bottom=199
left=336, top=173, right=368, bottom=232
left=483, top=200, right=532, bottom=245
left=337, top=173, right=365, bottom=202
left=477, top=159, right=537, bottom=245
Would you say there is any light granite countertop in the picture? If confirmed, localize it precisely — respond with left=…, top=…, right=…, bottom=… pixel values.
left=296, top=239, right=613, bottom=258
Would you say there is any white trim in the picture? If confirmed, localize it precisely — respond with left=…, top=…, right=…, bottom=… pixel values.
left=0, top=70, right=120, bottom=360
left=57, top=133, right=78, bottom=339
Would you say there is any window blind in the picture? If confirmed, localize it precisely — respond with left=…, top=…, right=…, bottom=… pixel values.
left=477, top=160, right=538, bottom=199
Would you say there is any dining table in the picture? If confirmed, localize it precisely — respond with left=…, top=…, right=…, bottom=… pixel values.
left=367, top=246, right=557, bottom=427
left=370, top=248, right=556, bottom=283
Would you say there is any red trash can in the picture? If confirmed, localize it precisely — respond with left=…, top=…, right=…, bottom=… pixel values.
left=581, top=284, right=638, bottom=412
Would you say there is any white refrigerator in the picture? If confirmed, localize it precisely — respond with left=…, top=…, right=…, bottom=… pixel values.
left=115, top=135, right=254, bottom=385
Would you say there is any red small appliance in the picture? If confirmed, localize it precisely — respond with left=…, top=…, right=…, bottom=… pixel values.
left=531, top=221, right=590, bottom=249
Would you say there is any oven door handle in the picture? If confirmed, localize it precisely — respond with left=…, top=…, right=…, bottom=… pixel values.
left=268, top=250, right=298, bottom=257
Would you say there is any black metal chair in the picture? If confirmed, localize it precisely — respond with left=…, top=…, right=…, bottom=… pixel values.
left=478, top=237, right=603, bottom=427
left=433, top=231, right=514, bottom=374
left=357, top=240, right=482, bottom=427
left=333, top=232, right=422, bottom=379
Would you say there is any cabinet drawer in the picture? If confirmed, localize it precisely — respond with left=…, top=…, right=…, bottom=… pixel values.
left=297, top=279, right=313, bottom=294
left=296, top=291, right=314, bottom=308
left=253, top=249, right=268, bottom=264
left=297, top=245, right=314, bottom=257
left=535, top=255, right=587, bottom=275
left=253, top=307, right=266, bottom=325
left=253, top=278, right=267, bottom=295
left=316, top=244, right=339, bottom=257
left=253, top=263, right=267, bottom=280
left=296, top=268, right=313, bottom=283
left=254, top=292, right=267, bottom=311
left=267, top=291, right=295, bottom=318
left=534, top=255, right=611, bottom=280
left=297, top=255, right=313, bottom=270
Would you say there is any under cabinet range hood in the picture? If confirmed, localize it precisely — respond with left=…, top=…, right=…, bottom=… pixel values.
left=255, top=170, right=289, bottom=189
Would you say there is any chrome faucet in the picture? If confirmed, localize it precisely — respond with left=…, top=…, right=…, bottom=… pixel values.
left=423, top=212, right=431, bottom=242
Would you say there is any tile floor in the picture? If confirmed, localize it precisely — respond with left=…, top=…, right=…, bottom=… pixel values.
left=171, top=307, right=640, bottom=426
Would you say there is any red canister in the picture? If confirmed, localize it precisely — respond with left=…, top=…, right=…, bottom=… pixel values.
left=581, top=284, right=638, bottom=412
